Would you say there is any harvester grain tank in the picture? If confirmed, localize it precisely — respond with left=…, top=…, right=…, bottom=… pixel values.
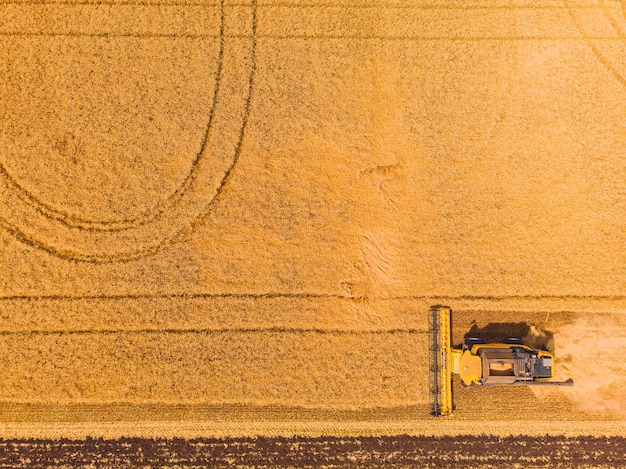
left=428, top=305, right=574, bottom=416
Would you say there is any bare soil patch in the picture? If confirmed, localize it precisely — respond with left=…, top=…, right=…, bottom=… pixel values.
left=0, top=436, right=623, bottom=468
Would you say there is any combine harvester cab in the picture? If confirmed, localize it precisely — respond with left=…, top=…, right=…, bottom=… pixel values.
left=457, top=343, right=556, bottom=387
left=428, top=305, right=573, bottom=417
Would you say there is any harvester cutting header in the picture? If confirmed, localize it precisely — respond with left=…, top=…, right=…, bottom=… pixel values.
left=428, top=305, right=574, bottom=416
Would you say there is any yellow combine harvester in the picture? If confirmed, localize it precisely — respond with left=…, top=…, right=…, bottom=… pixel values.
left=429, top=305, right=574, bottom=416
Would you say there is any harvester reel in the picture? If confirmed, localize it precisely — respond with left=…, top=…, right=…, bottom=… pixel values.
left=429, top=306, right=453, bottom=417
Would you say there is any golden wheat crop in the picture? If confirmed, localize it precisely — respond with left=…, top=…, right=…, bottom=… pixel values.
left=0, top=0, right=624, bottom=438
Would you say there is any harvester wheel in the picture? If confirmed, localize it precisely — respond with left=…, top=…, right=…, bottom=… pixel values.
left=464, top=337, right=484, bottom=347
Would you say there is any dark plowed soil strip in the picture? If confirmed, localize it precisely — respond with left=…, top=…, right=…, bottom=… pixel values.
left=0, top=435, right=624, bottom=468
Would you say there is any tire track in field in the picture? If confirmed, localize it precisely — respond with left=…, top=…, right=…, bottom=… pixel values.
left=566, top=0, right=626, bottom=88
left=0, top=327, right=428, bottom=335
left=0, top=293, right=622, bottom=336
left=0, top=0, right=258, bottom=263
left=0, top=1, right=604, bottom=9
left=0, top=3, right=225, bottom=232
left=1, top=292, right=623, bottom=301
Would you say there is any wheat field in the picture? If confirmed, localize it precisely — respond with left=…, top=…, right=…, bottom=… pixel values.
left=0, top=0, right=625, bottom=443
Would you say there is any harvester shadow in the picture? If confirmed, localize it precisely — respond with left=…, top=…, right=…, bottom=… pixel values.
left=456, top=322, right=554, bottom=351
